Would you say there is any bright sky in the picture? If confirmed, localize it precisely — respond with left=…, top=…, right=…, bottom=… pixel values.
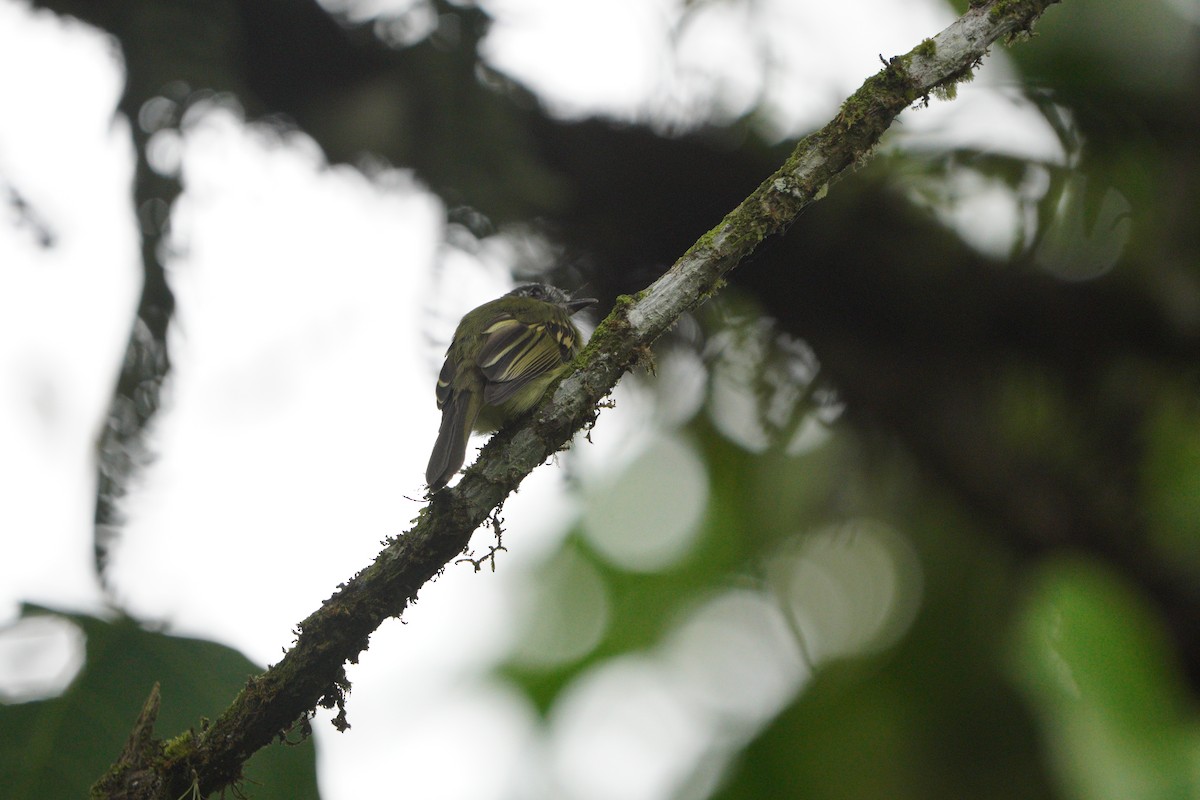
left=0, top=0, right=1065, bottom=797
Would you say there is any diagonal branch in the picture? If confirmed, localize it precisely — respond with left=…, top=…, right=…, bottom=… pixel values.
left=92, top=1, right=1061, bottom=796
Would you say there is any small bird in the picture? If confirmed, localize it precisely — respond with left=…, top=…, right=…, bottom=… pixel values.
left=426, top=283, right=598, bottom=491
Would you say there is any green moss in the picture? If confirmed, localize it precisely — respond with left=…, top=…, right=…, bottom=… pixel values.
left=836, top=57, right=921, bottom=131
left=989, top=0, right=1040, bottom=33
left=613, top=293, right=638, bottom=310
left=581, top=295, right=636, bottom=356
left=915, top=38, right=937, bottom=58
left=687, top=226, right=718, bottom=254
left=162, top=731, right=196, bottom=763
left=837, top=91, right=872, bottom=129
left=931, top=82, right=959, bottom=101
left=989, top=0, right=1019, bottom=21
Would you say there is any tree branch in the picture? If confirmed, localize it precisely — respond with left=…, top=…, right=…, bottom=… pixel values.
left=92, top=1, right=1062, bottom=796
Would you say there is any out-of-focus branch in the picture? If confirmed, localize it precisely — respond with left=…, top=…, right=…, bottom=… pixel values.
left=91, top=1, right=1062, bottom=796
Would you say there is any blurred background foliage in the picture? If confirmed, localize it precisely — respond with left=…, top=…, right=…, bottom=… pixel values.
left=4, top=0, right=1200, bottom=797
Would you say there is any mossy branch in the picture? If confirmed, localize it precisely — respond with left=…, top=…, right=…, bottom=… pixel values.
left=92, top=0, right=1061, bottom=796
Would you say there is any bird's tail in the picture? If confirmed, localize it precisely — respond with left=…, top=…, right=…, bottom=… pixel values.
left=425, top=390, right=481, bottom=491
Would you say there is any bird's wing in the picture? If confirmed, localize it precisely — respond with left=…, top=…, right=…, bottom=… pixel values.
left=434, top=351, right=457, bottom=410
left=477, top=313, right=576, bottom=405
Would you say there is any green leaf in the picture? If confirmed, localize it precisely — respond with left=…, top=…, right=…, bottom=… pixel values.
left=0, top=604, right=319, bottom=799
left=1011, top=559, right=1200, bottom=800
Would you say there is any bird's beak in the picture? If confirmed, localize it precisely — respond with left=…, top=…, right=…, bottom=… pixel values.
left=567, top=297, right=598, bottom=314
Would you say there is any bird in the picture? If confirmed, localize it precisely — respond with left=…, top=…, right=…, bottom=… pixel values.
left=425, top=283, right=597, bottom=491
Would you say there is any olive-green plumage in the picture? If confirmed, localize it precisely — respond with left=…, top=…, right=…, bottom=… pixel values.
left=425, top=283, right=597, bottom=491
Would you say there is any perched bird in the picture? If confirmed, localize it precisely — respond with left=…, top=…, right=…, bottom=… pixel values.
left=425, top=283, right=598, bottom=491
